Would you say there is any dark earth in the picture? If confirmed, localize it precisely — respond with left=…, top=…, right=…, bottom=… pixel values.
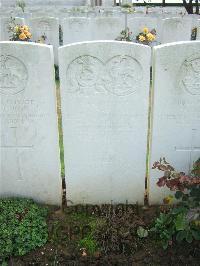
left=7, top=204, right=200, bottom=266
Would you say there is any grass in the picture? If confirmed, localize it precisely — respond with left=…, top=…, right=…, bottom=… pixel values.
left=49, top=210, right=100, bottom=256
left=56, top=79, right=65, bottom=178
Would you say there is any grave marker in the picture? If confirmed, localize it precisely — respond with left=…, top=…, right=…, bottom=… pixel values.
left=150, top=41, right=200, bottom=204
left=59, top=41, right=151, bottom=204
left=0, top=42, right=61, bottom=204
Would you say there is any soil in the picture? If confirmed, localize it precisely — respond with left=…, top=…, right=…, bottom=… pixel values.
left=7, top=205, right=200, bottom=266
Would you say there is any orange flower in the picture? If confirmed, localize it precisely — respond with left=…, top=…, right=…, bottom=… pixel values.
left=23, top=25, right=29, bottom=31
left=26, top=32, right=32, bottom=39
left=26, top=32, right=32, bottom=38
left=19, top=32, right=27, bottom=40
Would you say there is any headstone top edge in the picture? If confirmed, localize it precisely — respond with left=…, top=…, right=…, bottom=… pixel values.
left=153, top=41, right=200, bottom=51
left=0, top=41, right=54, bottom=50
left=59, top=40, right=152, bottom=51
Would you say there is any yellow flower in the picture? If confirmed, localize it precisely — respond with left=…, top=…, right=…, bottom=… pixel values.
left=146, top=33, right=155, bottom=42
left=19, top=26, right=24, bottom=32
left=143, top=27, right=149, bottom=34
left=163, top=195, right=173, bottom=205
left=23, top=25, right=29, bottom=31
left=14, top=26, right=19, bottom=32
left=194, top=220, right=200, bottom=227
left=139, top=35, right=146, bottom=42
left=26, top=32, right=32, bottom=38
left=19, top=32, right=27, bottom=40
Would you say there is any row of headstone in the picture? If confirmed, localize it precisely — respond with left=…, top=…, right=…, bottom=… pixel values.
left=0, top=40, right=200, bottom=205
left=1, top=15, right=199, bottom=47
left=0, top=0, right=87, bottom=7
left=0, top=5, right=193, bottom=19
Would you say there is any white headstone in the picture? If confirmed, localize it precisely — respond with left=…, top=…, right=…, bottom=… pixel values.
left=150, top=41, right=200, bottom=204
left=121, top=0, right=132, bottom=4
left=128, top=16, right=158, bottom=39
left=0, top=17, right=25, bottom=41
left=160, top=17, right=192, bottom=44
left=91, top=17, right=124, bottom=40
left=62, top=17, right=92, bottom=45
left=1, top=0, right=87, bottom=6
left=14, top=12, right=33, bottom=22
left=30, top=17, right=59, bottom=64
left=102, top=0, right=113, bottom=7
left=0, top=42, right=61, bottom=205
left=59, top=41, right=151, bottom=204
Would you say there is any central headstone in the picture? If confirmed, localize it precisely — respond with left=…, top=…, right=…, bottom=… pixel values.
left=0, top=42, right=61, bottom=205
left=59, top=41, right=151, bottom=204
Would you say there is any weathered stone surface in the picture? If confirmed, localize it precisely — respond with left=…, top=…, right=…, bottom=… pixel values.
left=128, top=16, right=158, bottom=38
left=150, top=41, right=200, bottom=204
left=91, top=17, right=124, bottom=40
left=1, top=0, right=87, bottom=7
left=0, top=42, right=61, bottom=205
left=30, top=17, right=59, bottom=64
left=0, top=17, right=25, bottom=41
left=62, top=17, right=92, bottom=45
left=160, top=17, right=192, bottom=44
left=59, top=41, right=151, bottom=204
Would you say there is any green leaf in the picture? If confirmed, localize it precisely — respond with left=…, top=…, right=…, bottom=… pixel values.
left=186, top=232, right=193, bottom=243
left=176, top=231, right=186, bottom=242
left=182, top=194, right=189, bottom=201
left=175, top=214, right=187, bottom=231
left=191, top=230, right=200, bottom=240
left=137, top=226, right=148, bottom=238
left=175, top=191, right=183, bottom=199
left=162, top=241, right=168, bottom=250
left=171, top=207, right=187, bottom=215
left=1, top=261, right=8, bottom=266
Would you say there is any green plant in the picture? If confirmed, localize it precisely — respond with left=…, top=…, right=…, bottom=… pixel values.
left=79, top=236, right=98, bottom=255
left=121, top=3, right=134, bottom=9
left=153, top=158, right=200, bottom=208
left=115, top=27, right=133, bottom=42
left=151, top=206, right=200, bottom=249
left=55, top=65, right=59, bottom=81
left=0, top=198, right=48, bottom=260
left=151, top=158, right=200, bottom=249
left=16, top=0, right=26, bottom=13
left=137, top=226, right=148, bottom=238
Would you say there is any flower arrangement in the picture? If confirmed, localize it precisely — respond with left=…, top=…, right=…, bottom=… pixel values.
left=136, top=27, right=156, bottom=45
left=8, top=18, right=31, bottom=41
left=115, top=27, right=133, bottom=42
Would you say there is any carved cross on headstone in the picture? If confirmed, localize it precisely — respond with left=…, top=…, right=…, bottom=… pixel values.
left=175, top=129, right=200, bottom=173
left=1, top=127, right=33, bottom=181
